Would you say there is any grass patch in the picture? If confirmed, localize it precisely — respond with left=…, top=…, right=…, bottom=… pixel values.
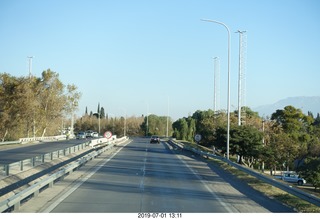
left=210, top=157, right=320, bottom=212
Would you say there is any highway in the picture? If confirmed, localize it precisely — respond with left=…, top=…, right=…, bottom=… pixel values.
left=30, top=137, right=294, bottom=213
left=0, top=139, right=91, bottom=165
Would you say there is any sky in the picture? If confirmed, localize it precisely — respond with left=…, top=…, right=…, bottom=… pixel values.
left=0, top=0, right=319, bottom=121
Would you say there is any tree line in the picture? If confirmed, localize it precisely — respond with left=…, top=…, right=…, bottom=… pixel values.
left=74, top=104, right=173, bottom=138
left=0, top=70, right=81, bottom=141
left=0, top=69, right=172, bottom=141
left=172, top=106, right=320, bottom=189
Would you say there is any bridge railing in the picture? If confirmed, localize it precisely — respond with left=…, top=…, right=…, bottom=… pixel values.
left=0, top=136, right=117, bottom=178
left=0, top=135, right=67, bottom=146
left=0, top=136, right=128, bottom=212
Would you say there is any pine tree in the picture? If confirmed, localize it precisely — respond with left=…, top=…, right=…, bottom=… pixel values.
left=100, top=107, right=105, bottom=119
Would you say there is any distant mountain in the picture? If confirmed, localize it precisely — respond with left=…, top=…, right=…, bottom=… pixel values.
left=253, top=96, right=320, bottom=118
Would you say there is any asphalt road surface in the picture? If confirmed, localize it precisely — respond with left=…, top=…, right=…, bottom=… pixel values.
left=38, top=137, right=294, bottom=213
left=0, top=139, right=91, bottom=165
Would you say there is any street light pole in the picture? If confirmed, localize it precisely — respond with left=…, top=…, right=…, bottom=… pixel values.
left=201, top=19, right=231, bottom=160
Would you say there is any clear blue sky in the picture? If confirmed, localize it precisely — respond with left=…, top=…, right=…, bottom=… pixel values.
left=1, top=0, right=319, bottom=121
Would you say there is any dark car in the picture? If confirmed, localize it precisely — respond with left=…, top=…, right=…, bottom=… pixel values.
left=76, top=131, right=86, bottom=139
left=150, top=135, right=160, bottom=144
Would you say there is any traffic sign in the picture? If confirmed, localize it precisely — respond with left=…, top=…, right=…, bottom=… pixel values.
left=194, top=134, right=202, bottom=142
left=104, top=131, right=112, bottom=139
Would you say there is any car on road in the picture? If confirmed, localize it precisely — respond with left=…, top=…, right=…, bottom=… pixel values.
left=76, top=131, right=86, bottom=139
left=92, top=132, right=99, bottom=137
left=86, top=130, right=94, bottom=138
left=150, top=135, right=160, bottom=144
left=281, top=171, right=306, bottom=185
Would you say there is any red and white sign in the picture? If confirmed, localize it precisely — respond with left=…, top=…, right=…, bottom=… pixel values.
left=104, top=131, right=112, bottom=139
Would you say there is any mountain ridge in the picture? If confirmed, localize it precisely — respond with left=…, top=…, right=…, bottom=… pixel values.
left=253, top=96, right=320, bottom=118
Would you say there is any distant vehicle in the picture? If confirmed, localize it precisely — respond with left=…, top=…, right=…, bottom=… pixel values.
left=281, top=171, right=306, bottom=185
left=92, top=132, right=99, bottom=137
left=86, top=130, right=94, bottom=138
left=76, top=131, right=86, bottom=139
left=150, top=135, right=160, bottom=144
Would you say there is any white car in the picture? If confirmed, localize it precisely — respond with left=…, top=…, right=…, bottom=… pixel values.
left=281, top=171, right=306, bottom=185
left=86, top=130, right=94, bottom=138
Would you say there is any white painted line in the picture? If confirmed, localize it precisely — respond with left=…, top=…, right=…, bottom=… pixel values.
left=176, top=154, right=238, bottom=213
left=42, top=140, right=132, bottom=212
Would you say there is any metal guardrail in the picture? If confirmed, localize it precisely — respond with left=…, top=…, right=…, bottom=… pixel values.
left=168, top=139, right=320, bottom=208
left=0, top=135, right=67, bottom=146
left=0, top=141, right=20, bottom=146
left=0, top=141, right=90, bottom=177
left=0, top=136, right=128, bottom=213
left=0, top=136, right=118, bottom=177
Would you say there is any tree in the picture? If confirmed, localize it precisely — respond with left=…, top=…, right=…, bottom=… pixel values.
left=36, top=69, right=66, bottom=137
left=271, top=105, right=314, bottom=169
left=172, top=118, right=188, bottom=140
left=100, top=107, right=106, bottom=119
left=1, top=71, right=81, bottom=140
left=65, top=83, right=81, bottom=135
left=141, top=114, right=172, bottom=136
left=97, top=103, right=100, bottom=115
left=230, top=125, right=263, bottom=166
left=297, top=157, right=320, bottom=191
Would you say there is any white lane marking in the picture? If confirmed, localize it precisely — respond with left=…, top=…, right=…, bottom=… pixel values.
left=176, top=154, right=239, bottom=213
left=139, top=144, right=149, bottom=211
left=42, top=140, right=132, bottom=212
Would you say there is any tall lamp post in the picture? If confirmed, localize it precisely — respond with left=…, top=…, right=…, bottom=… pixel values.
left=201, top=19, right=231, bottom=160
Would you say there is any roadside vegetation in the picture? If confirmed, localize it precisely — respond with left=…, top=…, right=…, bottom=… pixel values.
left=0, top=71, right=81, bottom=141
left=212, top=156, right=320, bottom=212
left=0, top=71, right=173, bottom=141
left=172, top=106, right=320, bottom=192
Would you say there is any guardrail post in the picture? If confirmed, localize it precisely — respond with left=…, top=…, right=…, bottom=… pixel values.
left=50, top=152, right=53, bottom=160
left=20, top=161, right=24, bottom=171
left=32, top=157, right=35, bottom=167
left=5, top=164, right=9, bottom=176
left=63, top=149, right=66, bottom=156
left=41, top=154, right=45, bottom=163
